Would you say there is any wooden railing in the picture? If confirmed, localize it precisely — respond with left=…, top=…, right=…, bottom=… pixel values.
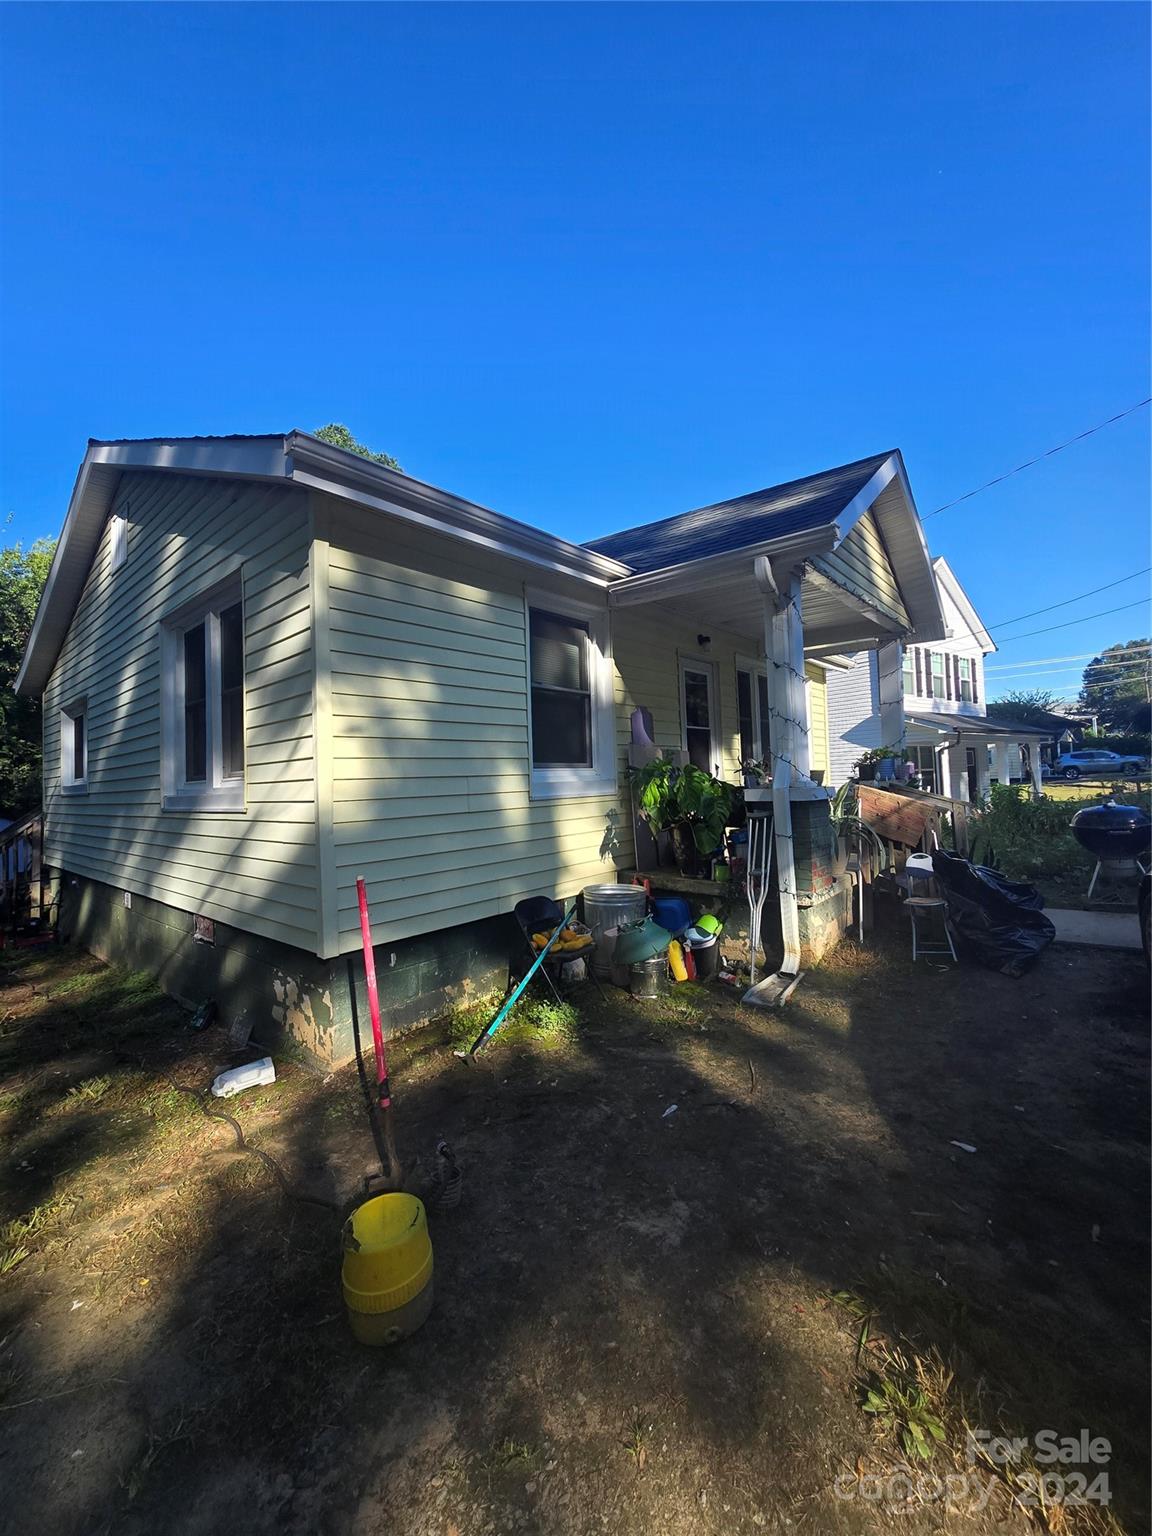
left=0, top=811, right=45, bottom=926
left=856, top=783, right=972, bottom=860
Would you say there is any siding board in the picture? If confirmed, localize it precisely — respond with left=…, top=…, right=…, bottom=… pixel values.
left=42, top=472, right=319, bottom=952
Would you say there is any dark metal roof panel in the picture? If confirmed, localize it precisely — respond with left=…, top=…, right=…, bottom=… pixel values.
left=907, top=711, right=1054, bottom=737
left=584, top=451, right=895, bottom=572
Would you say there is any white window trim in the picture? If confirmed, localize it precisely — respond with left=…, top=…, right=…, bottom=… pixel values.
left=525, top=587, right=616, bottom=801
left=60, top=697, right=88, bottom=795
left=679, top=655, right=721, bottom=776
left=160, top=573, right=246, bottom=813
left=109, top=511, right=128, bottom=572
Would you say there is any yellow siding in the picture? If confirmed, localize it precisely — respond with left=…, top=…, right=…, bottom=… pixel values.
left=42, top=471, right=318, bottom=952
left=806, top=663, right=830, bottom=779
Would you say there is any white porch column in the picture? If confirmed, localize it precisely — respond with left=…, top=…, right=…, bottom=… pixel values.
left=937, top=739, right=961, bottom=800
left=1027, top=741, right=1044, bottom=800
left=876, top=642, right=905, bottom=751
left=974, top=740, right=992, bottom=800
left=992, top=739, right=1013, bottom=787
left=766, top=563, right=810, bottom=780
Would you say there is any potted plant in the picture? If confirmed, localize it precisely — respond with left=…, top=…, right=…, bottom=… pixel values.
left=740, top=757, right=773, bottom=802
left=629, top=760, right=735, bottom=879
left=853, top=745, right=904, bottom=783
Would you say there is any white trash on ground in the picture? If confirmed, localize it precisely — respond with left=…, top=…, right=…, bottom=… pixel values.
left=211, top=1057, right=276, bottom=1098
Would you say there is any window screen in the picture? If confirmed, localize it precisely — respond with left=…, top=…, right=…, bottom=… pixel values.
left=219, top=602, right=245, bottom=779
left=530, top=609, right=592, bottom=766
left=183, top=623, right=208, bottom=782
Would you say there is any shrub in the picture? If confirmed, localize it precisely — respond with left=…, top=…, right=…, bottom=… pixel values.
left=968, top=784, right=1101, bottom=883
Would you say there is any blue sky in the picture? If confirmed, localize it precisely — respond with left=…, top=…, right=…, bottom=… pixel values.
left=1, top=2, right=1148, bottom=700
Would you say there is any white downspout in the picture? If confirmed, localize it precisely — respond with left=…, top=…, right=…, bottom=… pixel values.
left=755, top=555, right=802, bottom=978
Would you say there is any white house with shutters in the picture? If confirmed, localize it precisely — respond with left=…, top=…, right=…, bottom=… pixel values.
left=825, top=557, right=1053, bottom=799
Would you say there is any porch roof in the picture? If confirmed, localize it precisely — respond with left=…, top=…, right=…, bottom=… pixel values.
left=584, top=451, right=892, bottom=571
left=907, top=710, right=1053, bottom=739
left=597, top=450, right=947, bottom=651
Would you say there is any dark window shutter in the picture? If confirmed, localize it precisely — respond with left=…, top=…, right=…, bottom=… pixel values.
left=914, top=648, right=923, bottom=694
left=944, top=653, right=953, bottom=701
left=953, top=655, right=961, bottom=702
left=972, top=662, right=979, bottom=704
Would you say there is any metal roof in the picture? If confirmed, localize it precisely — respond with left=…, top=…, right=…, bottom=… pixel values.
left=584, top=451, right=895, bottom=573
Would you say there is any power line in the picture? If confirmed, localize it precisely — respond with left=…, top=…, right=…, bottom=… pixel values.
left=986, top=660, right=1152, bottom=682
left=921, top=398, right=1152, bottom=521
left=993, top=598, right=1151, bottom=644
left=986, top=647, right=1151, bottom=671
left=990, top=566, right=1152, bottom=629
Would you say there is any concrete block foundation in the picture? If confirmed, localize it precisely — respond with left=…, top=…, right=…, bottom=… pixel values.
left=55, top=870, right=511, bottom=1070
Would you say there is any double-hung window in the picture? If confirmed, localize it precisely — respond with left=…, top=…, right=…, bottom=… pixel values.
left=161, top=577, right=246, bottom=811
left=526, top=591, right=614, bottom=800
left=901, top=649, right=915, bottom=698
left=931, top=651, right=947, bottom=700
left=958, top=656, right=973, bottom=703
left=60, top=699, right=88, bottom=793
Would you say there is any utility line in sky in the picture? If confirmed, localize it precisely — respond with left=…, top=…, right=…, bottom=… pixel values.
left=990, top=566, right=1152, bottom=629
left=921, top=398, right=1152, bottom=521
left=986, top=648, right=1151, bottom=671
left=991, top=598, right=1150, bottom=644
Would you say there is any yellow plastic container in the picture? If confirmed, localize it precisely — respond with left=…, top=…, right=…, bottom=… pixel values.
left=667, top=939, right=688, bottom=982
left=341, top=1193, right=434, bottom=1346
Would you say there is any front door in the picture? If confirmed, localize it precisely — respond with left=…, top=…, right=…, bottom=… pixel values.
left=680, top=659, right=720, bottom=774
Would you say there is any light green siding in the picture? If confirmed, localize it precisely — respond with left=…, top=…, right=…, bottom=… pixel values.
left=324, top=500, right=623, bottom=953
left=42, top=471, right=318, bottom=952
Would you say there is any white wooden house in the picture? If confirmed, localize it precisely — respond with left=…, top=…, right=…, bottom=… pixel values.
left=824, top=557, right=1053, bottom=797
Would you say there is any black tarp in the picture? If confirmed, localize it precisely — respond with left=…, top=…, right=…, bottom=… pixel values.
left=931, top=849, right=1056, bottom=977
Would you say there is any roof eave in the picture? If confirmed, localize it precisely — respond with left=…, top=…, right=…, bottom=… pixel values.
left=286, top=432, right=630, bottom=587
left=605, top=523, right=840, bottom=607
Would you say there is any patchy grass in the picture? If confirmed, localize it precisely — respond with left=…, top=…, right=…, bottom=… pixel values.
left=0, top=941, right=1146, bottom=1536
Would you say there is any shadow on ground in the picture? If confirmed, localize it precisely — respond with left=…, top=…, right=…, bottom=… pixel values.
left=0, top=930, right=1147, bottom=1536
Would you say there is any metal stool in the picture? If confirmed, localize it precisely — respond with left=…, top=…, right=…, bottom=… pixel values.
left=904, top=896, right=957, bottom=963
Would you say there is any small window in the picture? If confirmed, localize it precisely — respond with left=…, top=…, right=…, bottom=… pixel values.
left=161, top=579, right=245, bottom=811
left=109, top=512, right=128, bottom=571
left=526, top=592, right=614, bottom=800
left=909, top=743, right=937, bottom=792
left=902, top=649, right=915, bottom=697
left=60, top=700, right=88, bottom=792
left=931, top=651, right=947, bottom=700
left=958, top=656, right=973, bottom=703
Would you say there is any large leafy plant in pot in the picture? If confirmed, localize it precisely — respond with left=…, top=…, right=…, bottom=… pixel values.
left=629, top=760, right=735, bottom=877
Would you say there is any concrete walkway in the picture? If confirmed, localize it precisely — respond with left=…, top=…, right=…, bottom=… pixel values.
left=1049, top=907, right=1143, bottom=950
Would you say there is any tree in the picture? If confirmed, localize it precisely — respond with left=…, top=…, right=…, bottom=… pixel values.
left=312, top=423, right=401, bottom=471
left=1077, top=638, right=1152, bottom=731
left=0, top=538, right=56, bottom=818
left=987, top=688, right=1061, bottom=724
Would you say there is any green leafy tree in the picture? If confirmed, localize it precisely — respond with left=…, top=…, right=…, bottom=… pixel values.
left=0, top=538, right=56, bottom=817
left=312, top=423, right=401, bottom=471
left=987, top=688, right=1060, bottom=724
left=1077, top=638, right=1152, bottom=731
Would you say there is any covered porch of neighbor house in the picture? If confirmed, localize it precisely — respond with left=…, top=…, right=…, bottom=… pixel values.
left=905, top=710, right=1054, bottom=802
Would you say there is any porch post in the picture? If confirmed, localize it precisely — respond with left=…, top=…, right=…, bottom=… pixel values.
left=876, top=642, right=904, bottom=752
left=992, top=740, right=1013, bottom=787
left=1027, top=740, right=1044, bottom=800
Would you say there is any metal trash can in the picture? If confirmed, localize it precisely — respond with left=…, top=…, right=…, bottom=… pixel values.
left=583, top=884, right=647, bottom=976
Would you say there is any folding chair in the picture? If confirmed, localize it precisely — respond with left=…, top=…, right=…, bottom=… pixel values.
left=511, top=896, right=565, bottom=1004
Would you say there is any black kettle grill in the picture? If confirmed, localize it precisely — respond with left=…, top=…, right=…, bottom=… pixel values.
left=1069, top=801, right=1151, bottom=903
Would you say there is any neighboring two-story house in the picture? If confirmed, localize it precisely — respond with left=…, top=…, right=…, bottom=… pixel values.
left=826, top=557, right=1053, bottom=797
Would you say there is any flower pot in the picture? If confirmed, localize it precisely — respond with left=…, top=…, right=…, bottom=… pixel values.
left=669, top=823, right=703, bottom=878
left=857, top=764, right=877, bottom=783
left=743, top=785, right=773, bottom=803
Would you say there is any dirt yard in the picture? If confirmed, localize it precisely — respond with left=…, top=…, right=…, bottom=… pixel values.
left=0, top=931, right=1148, bottom=1536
